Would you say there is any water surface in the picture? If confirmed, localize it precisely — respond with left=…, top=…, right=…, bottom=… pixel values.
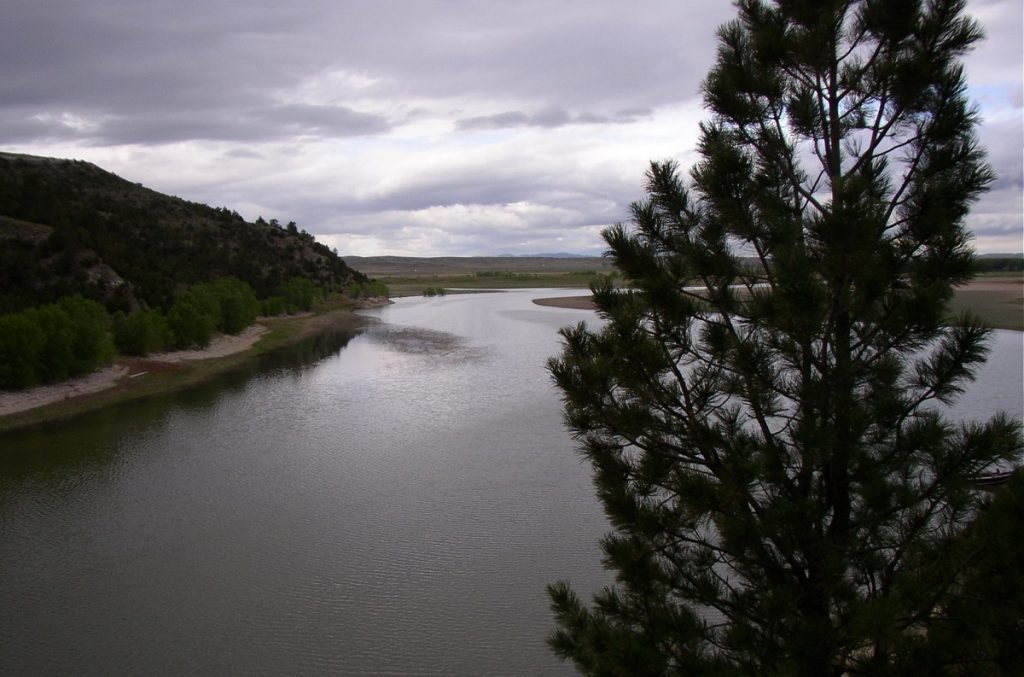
left=1, top=290, right=1020, bottom=675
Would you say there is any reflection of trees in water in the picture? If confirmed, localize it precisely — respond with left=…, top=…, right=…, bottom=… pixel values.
left=273, top=328, right=360, bottom=372
left=364, top=325, right=486, bottom=362
left=0, top=328, right=362, bottom=483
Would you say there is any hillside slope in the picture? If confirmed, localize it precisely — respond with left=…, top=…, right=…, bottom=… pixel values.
left=0, top=152, right=364, bottom=313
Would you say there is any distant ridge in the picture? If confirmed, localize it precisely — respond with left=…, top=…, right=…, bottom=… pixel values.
left=343, top=255, right=612, bottom=278
left=495, top=252, right=597, bottom=258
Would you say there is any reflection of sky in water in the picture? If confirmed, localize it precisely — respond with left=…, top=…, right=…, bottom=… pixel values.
left=947, top=329, right=1023, bottom=422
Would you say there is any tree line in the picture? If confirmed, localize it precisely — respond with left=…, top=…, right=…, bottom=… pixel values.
left=0, top=275, right=328, bottom=390
left=974, top=257, right=1024, bottom=272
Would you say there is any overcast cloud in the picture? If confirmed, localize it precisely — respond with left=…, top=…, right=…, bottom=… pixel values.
left=2, top=0, right=1020, bottom=255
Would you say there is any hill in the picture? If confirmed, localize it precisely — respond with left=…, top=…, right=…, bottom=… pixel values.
left=0, top=152, right=365, bottom=313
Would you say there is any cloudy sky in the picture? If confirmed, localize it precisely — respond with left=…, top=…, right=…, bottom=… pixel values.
left=3, top=0, right=1021, bottom=256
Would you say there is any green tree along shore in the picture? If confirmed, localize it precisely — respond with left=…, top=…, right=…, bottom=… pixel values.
left=0, top=276, right=389, bottom=391
left=0, top=295, right=113, bottom=389
left=548, top=0, right=1022, bottom=675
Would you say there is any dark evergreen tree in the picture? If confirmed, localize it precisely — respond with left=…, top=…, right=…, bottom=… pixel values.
left=547, top=1, right=1022, bottom=674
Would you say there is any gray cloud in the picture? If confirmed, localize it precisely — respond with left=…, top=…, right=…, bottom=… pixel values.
left=0, top=105, right=392, bottom=146
left=0, top=0, right=726, bottom=146
left=0, top=0, right=1018, bottom=255
left=456, top=107, right=651, bottom=130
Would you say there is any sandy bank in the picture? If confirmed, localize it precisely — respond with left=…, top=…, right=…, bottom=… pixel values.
left=532, top=277, right=1023, bottom=311
left=532, top=295, right=596, bottom=310
left=146, top=324, right=267, bottom=363
left=0, top=365, right=131, bottom=417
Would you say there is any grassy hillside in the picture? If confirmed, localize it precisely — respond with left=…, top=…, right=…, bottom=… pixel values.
left=0, top=152, right=365, bottom=313
left=343, top=255, right=614, bottom=296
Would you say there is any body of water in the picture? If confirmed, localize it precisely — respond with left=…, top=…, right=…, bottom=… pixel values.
left=1, top=290, right=1021, bottom=675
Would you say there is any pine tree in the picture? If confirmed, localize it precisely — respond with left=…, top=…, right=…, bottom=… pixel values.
left=547, top=1, right=1022, bottom=674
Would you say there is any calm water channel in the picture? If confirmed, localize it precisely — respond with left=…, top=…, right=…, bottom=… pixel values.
left=1, top=290, right=1021, bottom=676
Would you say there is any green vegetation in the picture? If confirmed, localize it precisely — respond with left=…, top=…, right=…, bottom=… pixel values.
left=383, top=270, right=611, bottom=297
left=344, top=279, right=390, bottom=300
left=281, top=276, right=315, bottom=313
left=548, top=1, right=1022, bottom=675
left=112, top=308, right=170, bottom=356
left=0, top=274, right=373, bottom=390
left=421, top=286, right=447, bottom=297
left=0, top=296, right=114, bottom=389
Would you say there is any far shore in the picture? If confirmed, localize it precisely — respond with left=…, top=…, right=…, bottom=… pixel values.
left=0, top=306, right=377, bottom=432
left=532, top=276, right=1024, bottom=331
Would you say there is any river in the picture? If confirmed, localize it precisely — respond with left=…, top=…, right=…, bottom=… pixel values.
left=1, top=290, right=1021, bottom=675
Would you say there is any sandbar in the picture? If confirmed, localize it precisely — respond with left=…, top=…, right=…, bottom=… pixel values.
left=532, top=276, right=1019, bottom=311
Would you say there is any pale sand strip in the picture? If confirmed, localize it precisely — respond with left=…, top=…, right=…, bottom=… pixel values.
left=0, top=365, right=131, bottom=417
left=532, top=295, right=596, bottom=310
left=531, top=277, right=1023, bottom=311
left=0, top=324, right=268, bottom=417
left=145, top=324, right=266, bottom=362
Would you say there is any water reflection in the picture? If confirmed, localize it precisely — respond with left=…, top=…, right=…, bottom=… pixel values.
left=0, top=329, right=361, bottom=485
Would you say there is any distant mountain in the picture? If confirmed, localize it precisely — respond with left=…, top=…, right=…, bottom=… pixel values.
left=0, top=152, right=364, bottom=313
left=495, top=252, right=598, bottom=258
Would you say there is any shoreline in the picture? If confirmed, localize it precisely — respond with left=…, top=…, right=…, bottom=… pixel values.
left=532, top=277, right=1023, bottom=330
left=0, top=325, right=270, bottom=419
left=0, top=307, right=373, bottom=433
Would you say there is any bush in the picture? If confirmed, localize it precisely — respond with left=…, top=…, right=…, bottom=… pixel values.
left=261, top=295, right=286, bottom=317
left=166, top=298, right=215, bottom=349
left=0, top=295, right=113, bottom=389
left=207, top=278, right=259, bottom=334
left=32, top=305, right=76, bottom=382
left=0, top=312, right=45, bottom=389
left=281, top=276, right=315, bottom=312
left=57, top=295, right=114, bottom=373
left=113, top=309, right=170, bottom=356
left=168, top=278, right=259, bottom=345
